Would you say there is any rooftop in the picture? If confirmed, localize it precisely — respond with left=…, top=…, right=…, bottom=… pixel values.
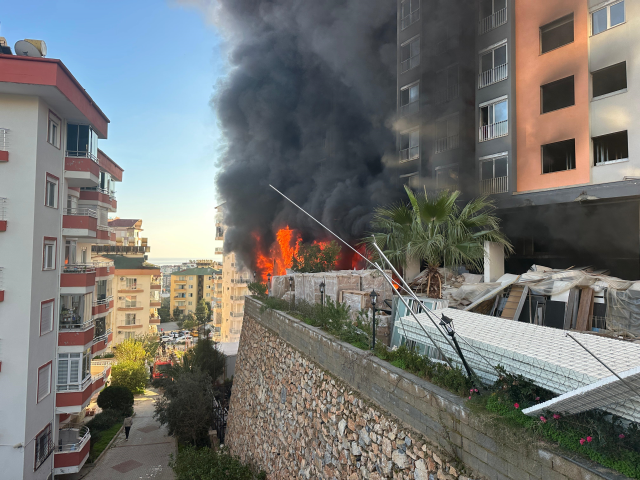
left=172, top=267, right=221, bottom=276
left=102, top=254, right=159, bottom=271
left=109, top=219, right=141, bottom=228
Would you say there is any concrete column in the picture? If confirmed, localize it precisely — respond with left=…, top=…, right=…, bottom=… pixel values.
left=484, top=241, right=505, bottom=283
left=404, top=255, right=421, bottom=282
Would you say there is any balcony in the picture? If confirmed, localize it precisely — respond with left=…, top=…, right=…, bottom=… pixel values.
left=95, top=225, right=115, bottom=244
left=434, top=84, right=459, bottom=105
left=0, top=197, right=6, bottom=231
left=91, top=329, right=113, bottom=354
left=478, top=64, right=508, bottom=89
left=79, top=187, right=111, bottom=209
left=93, top=261, right=114, bottom=278
left=230, top=295, right=245, bottom=302
left=92, top=245, right=150, bottom=255
left=435, top=134, right=460, bottom=154
left=64, top=154, right=100, bottom=188
left=60, top=264, right=96, bottom=294
left=400, top=101, right=419, bottom=117
left=150, top=282, right=161, bottom=290
left=62, top=208, right=97, bottom=238
left=92, top=296, right=114, bottom=316
left=90, top=363, right=110, bottom=394
left=149, top=316, right=161, bottom=325
left=399, top=146, right=419, bottom=163
left=56, top=375, right=92, bottom=413
left=230, top=311, right=244, bottom=318
left=480, top=176, right=509, bottom=195
left=53, top=425, right=91, bottom=475
left=479, top=120, right=508, bottom=142
left=150, top=300, right=161, bottom=307
left=0, top=128, right=8, bottom=162
left=58, top=315, right=94, bottom=347
left=0, top=267, right=4, bottom=302
left=479, top=7, right=507, bottom=35
left=175, top=279, right=187, bottom=284
left=119, top=301, right=144, bottom=310
left=401, top=9, right=420, bottom=30
left=118, top=285, right=143, bottom=294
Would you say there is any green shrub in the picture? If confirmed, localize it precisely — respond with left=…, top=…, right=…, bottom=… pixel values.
left=248, top=282, right=267, bottom=298
left=97, top=386, right=134, bottom=415
left=110, top=360, right=147, bottom=394
left=170, top=445, right=266, bottom=480
left=85, top=409, right=124, bottom=434
left=88, top=422, right=122, bottom=462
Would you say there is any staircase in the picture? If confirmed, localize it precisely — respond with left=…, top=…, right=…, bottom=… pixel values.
left=499, top=284, right=528, bottom=321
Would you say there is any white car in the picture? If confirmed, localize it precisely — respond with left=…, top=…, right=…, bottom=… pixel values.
left=160, top=335, right=171, bottom=342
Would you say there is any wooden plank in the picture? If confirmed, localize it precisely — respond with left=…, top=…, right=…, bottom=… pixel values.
left=513, top=286, right=529, bottom=321
left=563, top=288, right=578, bottom=330
left=575, top=288, right=594, bottom=331
left=501, top=285, right=526, bottom=320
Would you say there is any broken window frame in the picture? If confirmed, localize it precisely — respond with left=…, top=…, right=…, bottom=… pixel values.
left=435, top=164, right=459, bottom=191
left=593, top=130, right=628, bottom=166
left=541, top=138, right=576, bottom=174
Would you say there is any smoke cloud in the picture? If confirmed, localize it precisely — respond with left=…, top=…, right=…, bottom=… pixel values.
left=181, top=0, right=401, bottom=267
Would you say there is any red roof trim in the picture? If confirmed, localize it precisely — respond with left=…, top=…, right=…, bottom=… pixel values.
left=97, top=149, right=124, bottom=182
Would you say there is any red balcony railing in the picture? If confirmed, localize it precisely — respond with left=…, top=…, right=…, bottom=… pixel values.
left=54, top=425, right=91, bottom=475
left=0, top=197, right=6, bottom=231
left=60, top=264, right=96, bottom=291
left=0, top=128, right=9, bottom=162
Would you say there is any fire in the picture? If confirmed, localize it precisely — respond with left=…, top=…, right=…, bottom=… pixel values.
left=254, top=227, right=302, bottom=281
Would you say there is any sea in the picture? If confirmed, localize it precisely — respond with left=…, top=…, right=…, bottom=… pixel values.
left=148, top=257, right=202, bottom=266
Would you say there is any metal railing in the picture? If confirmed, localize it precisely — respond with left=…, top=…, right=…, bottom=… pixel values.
left=57, top=375, right=92, bottom=392
left=63, top=263, right=96, bottom=274
left=230, top=311, right=244, bottom=318
left=35, top=431, right=54, bottom=470
left=401, top=101, right=419, bottom=116
left=58, top=425, right=91, bottom=453
left=479, top=63, right=508, bottom=89
left=91, top=358, right=114, bottom=367
left=119, top=301, right=141, bottom=308
left=479, top=7, right=507, bottom=35
left=93, top=329, right=112, bottom=344
left=435, top=134, right=460, bottom=154
left=480, top=176, right=509, bottom=195
left=434, top=84, right=459, bottom=105
left=399, top=146, right=419, bottom=162
left=479, top=120, right=508, bottom=142
left=64, top=207, right=97, bottom=218
left=0, top=128, right=9, bottom=150
left=80, top=186, right=109, bottom=195
left=232, top=278, right=250, bottom=284
left=230, top=295, right=246, bottom=301
left=97, top=224, right=114, bottom=232
left=65, top=150, right=98, bottom=163
left=401, top=9, right=420, bottom=30
left=92, top=245, right=150, bottom=254
left=92, top=296, right=113, bottom=306
left=401, top=55, right=419, bottom=73
left=59, top=315, right=94, bottom=330
left=0, top=197, right=6, bottom=222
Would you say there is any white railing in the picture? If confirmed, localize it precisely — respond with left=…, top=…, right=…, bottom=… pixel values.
left=480, top=176, right=509, bottom=195
left=435, top=134, right=460, bottom=154
left=92, top=296, right=113, bottom=306
left=230, top=311, right=244, bottom=318
left=65, top=150, right=99, bottom=163
left=401, top=101, right=419, bottom=116
left=119, top=301, right=141, bottom=308
left=401, top=9, right=420, bottom=30
left=230, top=295, right=245, bottom=301
left=479, top=7, right=507, bottom=35
left=59, top=315, right=94, bottom=330
left=81, top=187, right=109, bottom=195
left=64, top=207, right=97, bottom=218
left=479, top=63, right=508, bottom=89
left=57, top=425, right=90, bottom=453
left=399, top=146, right=419, bottom=162
left=97, top=224, right=113, bottom=231
left=479, top=120, right=508, bottom=142
left=232, top=278, right=250, bottom=284
left=93, top=260, right=114, bottom=269
left=401, top=55, right=419, bottom=73
left=63, top=263, right=97, bottom=274
left=57, top=375, right=92, bottom=392
left=434, top=84, right=459, bottom=105
left=0, top=128, right=9, bottom=150
left=0, top=197, right=6, bottom=221
left=92, top=329, right=112, bottom=344
left=91, top=358, right=114, bottom=367
left=92, top=366, right=108, bottom=383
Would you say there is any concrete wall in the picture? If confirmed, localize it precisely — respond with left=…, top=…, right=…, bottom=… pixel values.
left=227, top=297, right=626, bottom=480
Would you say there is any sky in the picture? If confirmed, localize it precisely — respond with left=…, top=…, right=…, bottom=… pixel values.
left=1, top=0, right=225, bottom=259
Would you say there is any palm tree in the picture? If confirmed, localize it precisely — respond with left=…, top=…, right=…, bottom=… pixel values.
left=365, top=186, right=513, bottom=298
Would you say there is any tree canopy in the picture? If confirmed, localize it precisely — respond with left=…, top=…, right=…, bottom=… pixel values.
left=291, top=241, right=341, bottom=273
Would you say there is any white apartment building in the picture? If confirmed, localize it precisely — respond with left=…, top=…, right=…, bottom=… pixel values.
left=0, top=49, right=122, bottom=478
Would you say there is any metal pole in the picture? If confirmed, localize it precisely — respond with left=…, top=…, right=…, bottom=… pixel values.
left=451, top=335, right=473, bottom=381
left=371, top=307, right=376, bottom=351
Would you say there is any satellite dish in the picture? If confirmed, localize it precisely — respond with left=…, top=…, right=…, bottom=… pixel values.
left=14, top=39, right=47, bottom=57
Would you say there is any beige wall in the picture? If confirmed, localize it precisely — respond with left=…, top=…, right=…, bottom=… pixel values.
left=113, top=270, right=156, bottom=345
left=221, top=251, right=251, bottom=342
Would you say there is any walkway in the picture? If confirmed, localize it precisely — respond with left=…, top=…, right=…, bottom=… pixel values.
left=77, top=389, right=175, bottom=480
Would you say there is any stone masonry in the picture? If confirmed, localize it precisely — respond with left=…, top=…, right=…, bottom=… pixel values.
left=226, top=297, right=627, bottom=480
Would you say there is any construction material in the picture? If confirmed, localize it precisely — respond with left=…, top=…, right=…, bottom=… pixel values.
left=500, top=285, right=528, bottom=320
left=575, top=288, right=595, bottom=331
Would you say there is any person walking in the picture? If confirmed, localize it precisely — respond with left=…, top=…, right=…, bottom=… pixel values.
left=124, top=415, right=133, bottom=441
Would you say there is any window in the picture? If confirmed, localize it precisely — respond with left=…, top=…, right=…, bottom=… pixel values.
left=125, top=313, right=136, bottom=325
left=59, top=294, right=90, bottom=328
left=594, top=131, right=628, bottom=165
left=179, top=276, right=186, bottom=281
left=401, top=36, right=420, bottom=73
left=400, top=82, right=419, bottom=116
left=541, top=14, right=574, bottom=54
left=189, top=293, right=193, bottom=297
left=435, top=64, right=459, bottom=104
left=542, top=139, right=576, bottom=173
left=45, top=174, right=58, bottom=208
left=57, top=353, right=84, bottom=388
left=126, top=278, right=137, bottom=290
left=435, top=114, right=459, bottom=153
left=66, top=124, right=98, bottom=159
left=479, top=0, right=507, bottom=34
left=125, top=332, right=136, bottom=340
left=400, top=0, right=420, bottom=30
left=479, top=154, right=509, bottom=194
left=40, top=300, right=54, bottom=335
left=37, top=362, right=52, bottom=402
left=124, top=295, right=137, bottom=308
left=541, top=76, right=575, bottom=113
left=400, top=129, right=420, bottom=162
left=436, top=165, right=459, bottom=190
left=188, top=301, right=193, bottom=306
left=43, top=238, right=56, bottom=270
left=188, top=284, right=194, bottom=289
left=479, top=42, right=507, bottom=88
left=435, top=18, right=460, bottom=53
left=47, top=112, right=60, bottom=148
left=206, top=293, right=210, bottom=297
left=592, top=62, right=627, bottom=98
left=189, top=276, right=194, bottom=280
left=65, top=239, right=77, bottom=266
left=479, top=97, right=508, bottom=141
left=34, top=424, right=53, bottom=470
left=592, top=1, right=625, bottom=35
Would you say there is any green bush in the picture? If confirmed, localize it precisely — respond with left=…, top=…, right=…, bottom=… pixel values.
left=97, top=386, right=134, bottom=415
left=170, top=445, right=266, bottom=480
left=88, top=422, right=122, bottom=462
left=110, top=360, right=147, bottom=394
left=85, top=409, right=124, bottom=434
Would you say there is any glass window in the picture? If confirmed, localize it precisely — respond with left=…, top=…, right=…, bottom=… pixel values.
left=65, top=240, right=77, bottom=266
left=542, top=139, right=576, bottom=173
left=593, top=62, right=627, bottom=97
left=126, top=278, right=137, bottom=290
left=541, top=14, right=574, bottom=54
left=66, top=124, right=98, bottom=159
left=400, top=83, right=419, bottom=115
left=401, top=37, right=420, bottom=73
left=43, top=240, right=56, bottom=270
left=400, top=130, right=420, bottom=161
left=400, top=0, right=420, bottom=30
left=125, top=313, right=136, bottom=325
left=59, top=294, right=89, bottom=327
left=45, top=176, right=57, bottom=208
left=541, top=76, right=575, bottom=113
left=611, top=2, right=625, bottom=26
left=593, top=2, right=625, bottom=35
left=47, top=113, right=60, bottom=148
left=592, top=8, right=608, bottom=35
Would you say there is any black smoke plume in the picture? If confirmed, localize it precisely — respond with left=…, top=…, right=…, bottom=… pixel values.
left=192, top=0, right=402, bottom=267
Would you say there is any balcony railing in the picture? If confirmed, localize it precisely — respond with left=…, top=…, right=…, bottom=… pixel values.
left=64, top=208, right=97, bottom=218
left=434, top=84, right=459, bottom=105
left=63, top=264, right=97, bottom=274
left=92, top=245, right=150, bottom=254
left=230, top=295, right=245, bottom=301
left=400, top=56, right=419, bottom=73
left=97, top=224, right=113, bottom=232
left=232, top=278, right=250, bottom=284
left=93, top=329, right=112, bottom=344
left=93, top=260, right=114, bottom=269
left=230, top=311, right=244, bottom=318
left=91, top=359, right=114, bottom=367
left=0, top=128, right=9, bottom=150
left=399, top=146, right=419, bottom=162
left=480, top=176, right=509, bottom=195
left=435, top=134, right=460, bottom=154
left=479, top=7, right=507, bottom=35
left=59, top=315, right=93, bottom=330
left=80, top=186, right=110, bottom=195
left=92, top=296, right=113, bottom=307
left=58, top=425, right=90, bottom=453
left=0, top=197, right=6, bottom=222
left=401, top=9, right=420, bottom=30
left=65, top=150, right=98, bottom=163
left=57, top=375, right=92, bottom=392
left=119, top=301, right=142, bottom=309
left=229, top=328, right=242, bottom=335
left=479, top=120, right=508, bottom=142
left=478, top=64, right=508, bottom=89
left=400, top=101, right=419, bottom=116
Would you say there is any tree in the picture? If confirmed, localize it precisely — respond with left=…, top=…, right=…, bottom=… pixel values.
left=172, top=306, right=183, bottom=323
left=366, top=186, right=513, bottom=298
left=181, top=313, right=198, bottom=331
left=195, top=299, right=209, bottom=327
left=110, top=360, right=147, bottom=394
left=159, top=297, right=171, bottom=323
left=97, top=386, right=134, bottom=415
left=291, top=240, right=341, bottom=273
left=170, top=337, right=227, bottom=383
left=114, top=338, right=148, bottom=364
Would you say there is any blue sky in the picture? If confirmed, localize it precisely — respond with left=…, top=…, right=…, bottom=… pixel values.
left=1, top=0, right=225, bottom=258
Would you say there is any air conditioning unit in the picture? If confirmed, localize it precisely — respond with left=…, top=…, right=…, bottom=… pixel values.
left=118, top=296, right=125, bottom=301
left=120, top=277, right=125, bottom=281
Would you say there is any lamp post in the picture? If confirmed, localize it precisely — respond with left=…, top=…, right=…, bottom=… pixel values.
left=439, top=314, right=474, bottom=382
left=289, top=276, right=294, bottom=310
left=370, top=289, right=378, bottom=350
left=319, top=280, right=325, bottom=309
left=267, top=272, right=272, bottom=294
left=253, top=271, right=256, bottom=282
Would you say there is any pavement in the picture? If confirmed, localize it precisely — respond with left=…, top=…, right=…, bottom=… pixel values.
left=72, top=389, right=176, bottom=480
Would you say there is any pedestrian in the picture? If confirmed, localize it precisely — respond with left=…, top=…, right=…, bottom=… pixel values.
left=124, top=415, right=133, bottom=441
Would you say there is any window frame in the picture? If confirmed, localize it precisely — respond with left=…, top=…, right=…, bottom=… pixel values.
left=478, top=40, right=508, bottom=88
left=540, top=13, right=575, bottom=55
left=43, top=237, right=57, bottom=271
left=399, top=127, right=420, bottom=163
left=125, top=313, right=136, bottom=326
left=435, top=164, right=460, bottom=190
left=37, top=361, right=53, bottom=403
left=592, top=61, right=627, bottom=99
left=44, top=173, right=59, bottom=209
left=541, top=138, right=576, bottom=174
left=47, top=111, right=61, bottom=149
left=34, top=423, right=53, bottom=471
left=400, top=35, right=420, bottom=73
left=435, top=113, right=460, bottom=154
left=400, top=0, right=420, bottom=30
left=540, top=75, right=575, bottom=114
left=40, top=299, right=55, bottom=336
left=400, top=81, right=420, bottom=116
left=591, top=1, right=625, bottom=36
left=593, top=130, right=629, bottom=166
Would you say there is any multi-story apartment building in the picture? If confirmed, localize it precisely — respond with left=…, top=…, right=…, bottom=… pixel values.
left=396, top=0, right=640, bottom=279
left=109, top=218, right=148, bottom=249
left=0, top=48, right=120, bottom=478
left=170, top=267, right=218, bottom=317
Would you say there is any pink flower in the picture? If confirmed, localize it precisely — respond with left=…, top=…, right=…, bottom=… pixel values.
left=619, top=434, right=625, bottom=439
left=474, top=389, right=479, bottom=393
left=579, top=438, right=586, bottom=445
left=535, top=397, right=540, bottom=401
left=468, top=396, right=472, bottom=400
left=587, top=436, right=593, bottom=443
left=514, top=403, right=519, bottom=409
left=470, top=388, right=474, bottom=393
left=553, top=414, right=560, bottom=420
left=540, top=416, right=547, bottom=423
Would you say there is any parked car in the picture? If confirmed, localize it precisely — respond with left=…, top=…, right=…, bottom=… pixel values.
left=160, top=335, right=171, bottom=342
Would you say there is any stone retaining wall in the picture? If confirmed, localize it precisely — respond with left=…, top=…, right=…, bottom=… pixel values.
left=226, top=297, right=627, bottom=480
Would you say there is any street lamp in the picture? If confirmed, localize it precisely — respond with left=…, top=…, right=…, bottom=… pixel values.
left=289, top=276, right=294, bottom=310
left=253, top=271, right=256, bottom=282
left=370, top=289, right=378, bottom=350
left=267, top=272, right=272, bottom=294
left=319, top=280, right=325, bottom=308
left=439, top=314, right=474, bottom=382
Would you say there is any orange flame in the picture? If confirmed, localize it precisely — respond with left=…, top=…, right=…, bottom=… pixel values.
left=254, top=227, right=303, bottom=281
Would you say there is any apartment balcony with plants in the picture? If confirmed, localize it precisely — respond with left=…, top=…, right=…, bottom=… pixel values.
left=91, top=316, right=112, bottom=355
left=58, top=294, right=95, bottom=347
left=53, top=424, right=91, bottom=475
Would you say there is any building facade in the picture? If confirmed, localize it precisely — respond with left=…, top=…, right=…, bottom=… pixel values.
left=0, top=51, right=120, bottom=478
left=170, top=267, right=218, bottom=317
